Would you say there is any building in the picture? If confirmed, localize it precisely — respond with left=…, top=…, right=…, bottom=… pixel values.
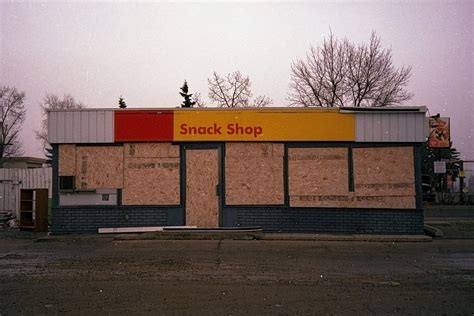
left=0, top=157, right=51, bottom=220
left=48, top=107, right=427, bottom=234
left=0, top=168, right=52, bottom=223
left=1, top=157, right=48, bottom=169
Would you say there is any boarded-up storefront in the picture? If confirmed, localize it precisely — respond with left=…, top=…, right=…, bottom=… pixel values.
left=49, top=107, right=426, bottom=234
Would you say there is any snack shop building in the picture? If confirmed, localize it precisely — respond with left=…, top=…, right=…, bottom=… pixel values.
left=49, top=107, right=427, bottom=234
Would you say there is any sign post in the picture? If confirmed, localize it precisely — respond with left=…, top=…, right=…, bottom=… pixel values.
left=434, top=161, right=446, bottom=174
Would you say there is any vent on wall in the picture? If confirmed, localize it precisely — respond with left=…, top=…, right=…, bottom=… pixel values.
left=59, top=176, right=75, bottom=191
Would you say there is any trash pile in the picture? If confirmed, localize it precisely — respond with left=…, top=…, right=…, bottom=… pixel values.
left=0, top=212, right=17, bottom=228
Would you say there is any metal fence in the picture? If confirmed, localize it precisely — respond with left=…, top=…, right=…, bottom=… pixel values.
left=435, top=192, right=474, bottom=205
left=464, top=161, right=474, bottom=194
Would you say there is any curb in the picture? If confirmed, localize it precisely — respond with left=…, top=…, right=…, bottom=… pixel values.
left=424, top=205, right=474, bottom=211
left=260, top=233, right=432, bottom=242
left=423, top=220, right=474, bottom=239
left=35, top=234, right=114, bottom=242
left=114, top=231, right=263, bottom=241
left=114, top=232, right=431, bottom=242
left=423, top=225, right=444, bottom=238
left=35, top=232, right=432, bottom=243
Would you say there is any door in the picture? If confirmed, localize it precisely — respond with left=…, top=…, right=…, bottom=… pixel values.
left=185, top=148, right=221, bottom=227
left=0, top=181, right=15, bottom=213
left=34, top=189, right=49, bottom=232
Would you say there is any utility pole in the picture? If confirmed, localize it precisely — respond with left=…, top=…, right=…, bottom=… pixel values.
left=459, top=160, right=465, bottom=204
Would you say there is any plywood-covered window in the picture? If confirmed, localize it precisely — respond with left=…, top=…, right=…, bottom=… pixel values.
left=288, top=146, right=416, bottom=209
left=59, top=144, right=76, bottom=176
left=75, top=146, right=124, bottom=189
left=123, top=143, right=180, bottom=205
left=352, top=147, right=415, bottom=209
left=289, top=147, right=349, bottom=207
left=225, top=143, right=284, bottom=205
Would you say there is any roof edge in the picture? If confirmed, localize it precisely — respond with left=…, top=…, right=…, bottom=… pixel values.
left=339, top=106, right=427, bottom=113
left=48, top=106, right=427, bottom=113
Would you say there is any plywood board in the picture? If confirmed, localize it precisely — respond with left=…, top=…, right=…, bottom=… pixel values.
left=186, top=149, right=219, bottom=227
left=290, top=194, right=415, bottom=209
left=225, top=143, right=284, bottom=205
left=289, top=146, right=416, bottom=209
left=225, top=157, right=284, bottom=205
left=226, top=142, right=284, bottom=157
left=353, top=147, right=415, bottom=196
left=123, top=157, right=180, bottom=205
left=59, top=144, right=76, bottom=176
left=288, top=147, right=349, bottom=199
left=75, top=146, right=124, bottom=189
left=124, top=143, right=179, bottom=158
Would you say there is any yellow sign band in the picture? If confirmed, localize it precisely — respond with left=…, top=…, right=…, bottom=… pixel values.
left=173, top=108, right=355, bottom=141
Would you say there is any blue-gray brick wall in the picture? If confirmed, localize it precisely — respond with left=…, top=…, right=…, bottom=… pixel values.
left=223, top=207, right=424, bottom=234
left=53, top=206, right=423, bottom=234
left=52, top=206, right=183, bottom=234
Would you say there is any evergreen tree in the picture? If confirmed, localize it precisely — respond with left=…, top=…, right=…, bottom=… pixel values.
left=180, top=81, right=196, bottom=108
left=44, top=147, right=53, bottom=166
left=118, top=96, right=127, bottom=108
left=422, top=141, right=461, bottom=191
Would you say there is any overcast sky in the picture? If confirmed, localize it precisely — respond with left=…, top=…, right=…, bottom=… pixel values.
left=1, top=1, right=473, bottom=159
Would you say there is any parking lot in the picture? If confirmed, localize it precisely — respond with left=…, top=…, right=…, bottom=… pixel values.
left=0, top=232, right=473, bottom=315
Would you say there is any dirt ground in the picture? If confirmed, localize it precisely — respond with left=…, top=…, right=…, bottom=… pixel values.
left=0, top=233, right=473, bottom=315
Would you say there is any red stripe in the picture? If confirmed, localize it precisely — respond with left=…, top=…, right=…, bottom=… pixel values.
left=114, top=110, right=174, bottom=141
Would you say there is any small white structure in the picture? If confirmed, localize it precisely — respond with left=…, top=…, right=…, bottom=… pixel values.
left=0, top=167, right=52, bottom=219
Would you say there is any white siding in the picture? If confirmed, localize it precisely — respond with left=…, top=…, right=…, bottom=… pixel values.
left=0, top=182, right=16, bottom=213
left=65, top=111, right=74, bottom=142
left=398, top=114, right=408, bottom=141
left=0, top=168, right=52, bottom=192
left=356, top=114, right=365, bottom=141
left=57, top=111, right=67, bottom=143
left=81, top=111, right=90, bottom=142
left=388, top=114, right=398, bottom=141
left=406, top=113, right=416, bottom=141
left=105, top=110, right=114, bottom=141
left=97, top=111, right=106, bottom=141
left=73, top=111, right=82, bottom=143
left=0, top=168, right=52, bottom=218
left=380, top=114, right=391, bottom=142
left=90, top=111, right=98, bottom=142
left=59, top=189, right=117, bottom=206
left=48, top=110, right=114, bottom=144
left=416, top=115, right=426, bottom=141
left=355, top=112, right=426, bottom=142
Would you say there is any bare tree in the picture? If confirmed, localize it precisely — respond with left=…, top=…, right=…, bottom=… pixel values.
left=289, top=32, right=413, bottom=107
left=36, top=94, right=85, bottom=160
left=208, top=71, right=272, bottom=108
left=0, top=86, right=26, bottom=160
left=252, top=95, right=273, bottom=108
left=191, top=92, right=206, bottom=108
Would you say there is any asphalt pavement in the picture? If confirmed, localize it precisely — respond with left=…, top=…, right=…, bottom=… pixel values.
left=424, top=204, right=474, bottom=239
left=424, top=204, right=474, bottom=220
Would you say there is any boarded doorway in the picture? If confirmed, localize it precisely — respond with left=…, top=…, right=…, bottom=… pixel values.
left=185, top=148, right=221, bottom=227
